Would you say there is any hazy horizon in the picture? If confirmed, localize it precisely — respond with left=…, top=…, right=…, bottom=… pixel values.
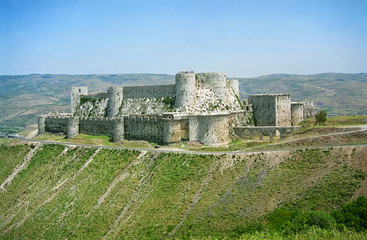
left=1, top=0, right=366, bottom=78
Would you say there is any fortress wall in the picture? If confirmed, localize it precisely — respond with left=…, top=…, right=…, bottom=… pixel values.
left=162, top=119, right=184, bottom=143
left=79, top=117, right=124, bottom=142
left=189, top=114, right=230, bottom=145
left=197, top=72, right=227, bottom=103
left=276, top=94, right=292, bottom=127
left=303, top=101, right=314, bottom=119
left=44, top=116, right=70, bottom=133
left=123, top=84, right=176, bottom=99
left=248, top=95, right=277, bottom=126
left=175, top=71, right=196, bottom=108
left=81, top=92, right=109, bottom=99
left=291, top=102, right=304, bottom=126
left=124, top=115, right=164, bottom=142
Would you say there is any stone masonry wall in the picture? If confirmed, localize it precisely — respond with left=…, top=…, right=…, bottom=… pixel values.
left=124, top=115, right=164, bottom=142
left=44, top=116, right=70, bottom=133
left=303, top=101, right=314, bottom=119
left=123, top=85, right=176, bottom=98
left=196, top=72, right=227, bottom=103
left=79, top=117, right=123, bottom=141
left=276, top=94, right=291, bottom=127
left=248, top=95, right=276, bottom=126
left=189, top=114, right=230, bottom=145
left=291, top=102, right=304, bottom=126
left=71, top=86, right=88, bottom=115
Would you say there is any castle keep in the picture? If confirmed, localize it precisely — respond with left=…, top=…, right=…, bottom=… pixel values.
left=38, top=71, right=314, bottom=145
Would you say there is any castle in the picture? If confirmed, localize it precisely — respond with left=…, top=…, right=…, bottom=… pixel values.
left=37, top=71, right=314, bottom=145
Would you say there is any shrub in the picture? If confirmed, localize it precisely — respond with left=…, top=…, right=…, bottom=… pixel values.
left=305, top=211, right=336, bottom=229
left=331, top=196, right=367, bottom=231
left=315, top=110, right=327, bottom=124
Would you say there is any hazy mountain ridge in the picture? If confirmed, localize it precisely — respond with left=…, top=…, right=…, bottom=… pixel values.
left=0, top=73, right=366, bottom=132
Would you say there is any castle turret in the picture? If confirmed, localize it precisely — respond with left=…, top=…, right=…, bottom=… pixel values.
left=175, top=71, right=196, bottom=108
left=112, top=117, right=124, bottom=142
left=37, top=115, right=46, bottom=134
left=227, top=79, right=240, bottom=102
left=107, top=86, right=123, bottom=117
left=196, top=72, right=227, bottom=103
left=67, top=116, right=79, bottom=138
left=71, top=86, right=88, bottom=115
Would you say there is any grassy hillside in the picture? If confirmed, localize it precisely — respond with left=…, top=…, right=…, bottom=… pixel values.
left=1, top=143, right=367, bottom=239
left=0, top=73, right=366, bottom=132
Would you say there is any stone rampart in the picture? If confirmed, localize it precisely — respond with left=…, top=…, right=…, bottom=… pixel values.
left=276, top=94, right=291, bottom=126
left=124, top=115, right=164, bottom=142
left=189, top=114, right=230, bottom=145
left=123, top=84, right=175, bottom=99
left=248, top=94, right=291, bottom=127
left=303, top=101, right=314, bottom=119
left=248, top=95, right=277, bottom=126
left=291, top=102, right=304, bottom=126
left=79, top=117, right=124, bottom=142
left=44, top=116, right=71, bottom=134
left=82, top=92, right=109, bottom=99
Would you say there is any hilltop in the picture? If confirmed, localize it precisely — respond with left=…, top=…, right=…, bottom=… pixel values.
left=0, top=73, right=366, bottom=133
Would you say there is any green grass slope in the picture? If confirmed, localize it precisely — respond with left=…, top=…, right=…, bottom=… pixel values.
left=1, top=143, right=367, bottom=239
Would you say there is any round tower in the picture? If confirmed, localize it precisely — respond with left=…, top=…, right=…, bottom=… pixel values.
left=37, top=115, right=46, bottom=134
left=71, top=86, right=88, bottom=115
left=107, top=86, right=123, bottom=117
left=196, top=72, right=227, bottom=103
left=112, top=118, right=124, bottom=142
left=175, top=71, right=196, bottom=108
left=227, top=79, right=240, bottom=104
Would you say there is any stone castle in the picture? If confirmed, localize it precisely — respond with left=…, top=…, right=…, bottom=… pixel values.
left=37, top=71, right=314, bottom=145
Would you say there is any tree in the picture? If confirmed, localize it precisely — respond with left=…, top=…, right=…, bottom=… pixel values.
left=315, top=110, right=327, bottom=124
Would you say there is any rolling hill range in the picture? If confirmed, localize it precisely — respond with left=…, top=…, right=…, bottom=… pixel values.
left=1, top=143, right=367, bottom=239
left=0, top=73, right=366, bottom=132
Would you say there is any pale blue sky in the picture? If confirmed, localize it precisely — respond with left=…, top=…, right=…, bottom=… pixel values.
left=1, top=0, right=366, bottom=77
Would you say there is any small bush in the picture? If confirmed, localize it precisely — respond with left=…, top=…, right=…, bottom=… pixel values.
left=332, top=196, right=367, bottom=231
left=315, top=110, right=327, bottom=124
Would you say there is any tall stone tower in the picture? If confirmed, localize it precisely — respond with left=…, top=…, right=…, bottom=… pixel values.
left=175, top=71, right=196, bottom=108
left=71, top=86, right=88, bottom=115
left=196, top=72, right=227, bottom=103
left=107, top=86, right=123, bottom=117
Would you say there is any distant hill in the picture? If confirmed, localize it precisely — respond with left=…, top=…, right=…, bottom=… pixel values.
left=0, top=73, right=366, bottom=132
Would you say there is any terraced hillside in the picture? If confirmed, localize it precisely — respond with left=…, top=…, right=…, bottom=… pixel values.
left=1, top=143, right=367, bottom=239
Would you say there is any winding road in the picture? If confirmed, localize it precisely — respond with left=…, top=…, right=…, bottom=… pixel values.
left=14, top=130, right=367, bottom=155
